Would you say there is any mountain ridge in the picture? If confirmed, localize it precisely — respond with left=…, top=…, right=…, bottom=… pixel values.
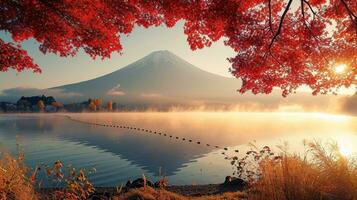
left=52, top=50, right=234, bottom=89
left=51, top=50, right=242, bottom=104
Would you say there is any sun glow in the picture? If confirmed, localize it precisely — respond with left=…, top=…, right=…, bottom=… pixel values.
left=338, top=137, right=354, bottom=157
left=334, top=64, right=347, bottom=74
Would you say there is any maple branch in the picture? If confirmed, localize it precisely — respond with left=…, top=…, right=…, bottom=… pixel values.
left=301, top=2, right=329, bottom=63
left=38, top=0, right=90, bottom=35
left=268, top=0, right=294, bottom=49
left=339, top=0, right=357, bottom=35
left=301, top=1, right=320, bottom=43
left=268, top=0, right=273, bottom=33
left=340, top=0, right=357, bottom=18
left=301, top=0, right=332, bottom=65
left=269, top=50, right=287, bottom=69
left=302, top=0, right=317, bottom=16
left=301, top=0, right=325, bottom=23
left=301, top=0, right=307, bottom=26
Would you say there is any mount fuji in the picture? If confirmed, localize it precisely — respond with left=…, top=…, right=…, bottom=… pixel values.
left=53, top=50, right=243, bottom=105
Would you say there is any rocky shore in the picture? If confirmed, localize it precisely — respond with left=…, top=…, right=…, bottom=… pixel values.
left=38, top=176, right=247, bottom=199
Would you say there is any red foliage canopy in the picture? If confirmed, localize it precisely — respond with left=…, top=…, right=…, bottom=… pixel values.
left=1, top=0, right=356, bottom=96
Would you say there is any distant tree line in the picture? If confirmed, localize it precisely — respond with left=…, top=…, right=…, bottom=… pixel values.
left=0, top=96, right=117, bottom=113
left=0, top=95, right=245, bottom=113
left=0, top=95, right=62, bottom=113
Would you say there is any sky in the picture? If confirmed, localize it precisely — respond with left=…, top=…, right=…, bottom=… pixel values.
left=0, top=21, right=235, bottom=92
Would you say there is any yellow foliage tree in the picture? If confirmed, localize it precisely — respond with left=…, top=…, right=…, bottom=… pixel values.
left=51, top=101, right=63, bottom=108
left=37, top=100, right=45, bottom=112
left=107, top=101, right=113, bottom=111
left=93, top=99, right=102, bottom=110
left=89, top=101, right=97, bottom=111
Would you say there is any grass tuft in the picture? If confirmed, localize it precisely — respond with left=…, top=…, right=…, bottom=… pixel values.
left=121, top=187, right=246, bottom=200
left=248, top=141, right=357, bottom=200
left=0, top=152, right=38, bottom=200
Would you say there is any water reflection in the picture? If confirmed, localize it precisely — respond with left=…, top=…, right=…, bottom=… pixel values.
left=67, top=112, right=357, bottom=148
left=0, top=115, right=219, bottom=185
left=0, top=112, right=356, bottom=186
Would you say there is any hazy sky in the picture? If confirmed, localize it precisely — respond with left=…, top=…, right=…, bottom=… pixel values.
left=0, top=21, right=235, bottom=92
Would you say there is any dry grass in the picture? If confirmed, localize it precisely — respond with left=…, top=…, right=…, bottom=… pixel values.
left=0, top=151, right=95, bottom=200
left=118, top=186, right=246, bottom=200
left=0, top=152, right=38, bottom=200
left=36, top=161, right=95, bottom=200
left=248, top=141, right=357, bottom=200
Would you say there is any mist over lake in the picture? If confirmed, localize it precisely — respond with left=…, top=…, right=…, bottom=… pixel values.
left=1, top=112, right=356, bottom=187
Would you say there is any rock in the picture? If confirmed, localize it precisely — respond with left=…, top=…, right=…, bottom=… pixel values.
left=127, top=178, right=154, bottom=188
left=125, top=180, right=132, bottom=188
left=91, top=195, right=101, bottom=200
left=224, top=176, right=233, bottom=184
left=89, top=194, right=108, bottom=200
left=104, top=192, right=111, bottom=198
left=222, top=176, right=247, bottom=189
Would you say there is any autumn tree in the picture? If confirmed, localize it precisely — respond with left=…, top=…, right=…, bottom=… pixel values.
left=51, top=101, right=63, bottom=111
left=87, top=99, right=102, bottom=111
left=51, top=101, right=62, bottom=107
left=93, top=99, right=102, bottom=110
left=107, top=101, right=113, bottom=112
left=1, top=0, right=357, bottom=96
left=37, top=100, right=45, bottom=112
left=88, top=101, right=96, bottom=112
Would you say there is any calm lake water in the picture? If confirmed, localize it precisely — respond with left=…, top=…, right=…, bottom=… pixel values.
left=0, top=112, right=356, bottom=187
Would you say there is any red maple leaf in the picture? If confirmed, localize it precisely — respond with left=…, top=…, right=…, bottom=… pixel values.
left=1, top=0, right=356, bottom=96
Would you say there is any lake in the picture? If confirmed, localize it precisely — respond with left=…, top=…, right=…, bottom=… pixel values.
left=0, top=112, right=356, bottom=187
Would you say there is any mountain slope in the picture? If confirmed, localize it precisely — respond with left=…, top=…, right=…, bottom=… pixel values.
left=54, top=50, right=242, bottom=104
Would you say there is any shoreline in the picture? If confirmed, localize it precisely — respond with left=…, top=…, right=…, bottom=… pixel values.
left=37, top=182, right=245, bottom=198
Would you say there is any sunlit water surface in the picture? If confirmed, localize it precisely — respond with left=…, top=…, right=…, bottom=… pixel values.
left=0, top=112, right=356, bottom=187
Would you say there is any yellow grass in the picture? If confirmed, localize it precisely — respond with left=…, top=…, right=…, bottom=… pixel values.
left=118, top=187, right=246, bottom=200
left=248, top=141, right=357, bottom=200
left=0, top=153, right=38, bottom=200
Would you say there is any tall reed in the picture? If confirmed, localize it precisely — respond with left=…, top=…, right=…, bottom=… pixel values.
left=248, top=141, right=357, bottom=200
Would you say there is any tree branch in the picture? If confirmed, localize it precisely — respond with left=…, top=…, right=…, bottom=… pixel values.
left=302, top=0, right=317, bottom=16
left=38, top=0, right=90, bottom=35
left=340, top=0, right=357, bottom=18
left=268, top=0, right=273, bottom=33
left=268, top=0, right=294, bottom=49
left=340, top=0, right=357, bottom=35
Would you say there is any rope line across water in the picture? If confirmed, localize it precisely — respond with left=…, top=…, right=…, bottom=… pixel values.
left=65, top=115, right=231, bottom=151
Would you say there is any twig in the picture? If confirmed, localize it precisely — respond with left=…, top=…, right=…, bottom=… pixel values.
left=301, top=1, right=326, bottom=56
left=268, top=0, right=294, bottom=49
left=340, top=0, right=357, bottom=35
left=268, top=0, right=273, bottom=33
